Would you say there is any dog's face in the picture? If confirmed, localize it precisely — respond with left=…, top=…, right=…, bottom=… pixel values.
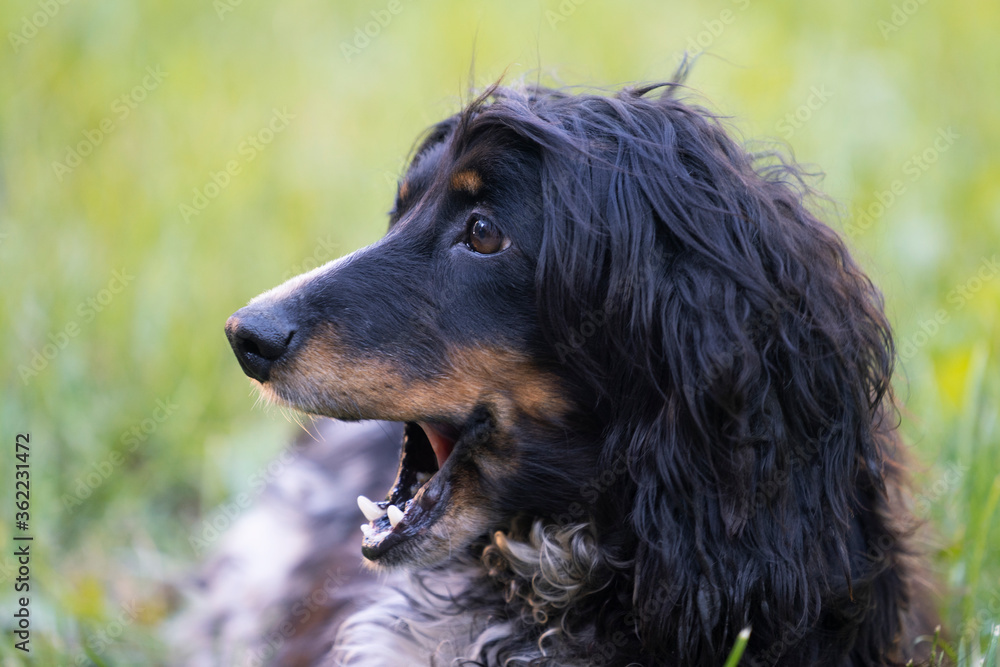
left=226, top=119, right=592, bottom=567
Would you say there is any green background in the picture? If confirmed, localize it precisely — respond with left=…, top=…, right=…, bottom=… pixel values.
left=1, top=0, right=998, bottom=662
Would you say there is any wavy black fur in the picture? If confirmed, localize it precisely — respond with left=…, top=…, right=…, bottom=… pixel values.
left=391, top=80, right=938, bottom=666
left=223, top=74, right=940, bottom=666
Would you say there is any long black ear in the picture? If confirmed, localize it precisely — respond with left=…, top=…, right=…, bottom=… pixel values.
left=530, top=86, right=898, bottom=659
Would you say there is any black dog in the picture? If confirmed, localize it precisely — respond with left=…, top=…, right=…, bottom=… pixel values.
left=225, top=80, right=938, bottom=665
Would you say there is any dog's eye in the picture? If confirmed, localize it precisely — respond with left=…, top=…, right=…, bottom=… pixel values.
left=466, top=217, right=510, bottom=255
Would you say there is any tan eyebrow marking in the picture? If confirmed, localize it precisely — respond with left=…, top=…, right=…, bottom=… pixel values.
left=398, top=180, right=410, bottom=201
left=450, top=169, right=483, bottom=195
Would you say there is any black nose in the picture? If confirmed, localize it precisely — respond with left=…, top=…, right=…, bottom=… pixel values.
left=225, top=306, right=296, bottom=382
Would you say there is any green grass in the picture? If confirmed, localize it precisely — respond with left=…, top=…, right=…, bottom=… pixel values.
left=1, top=0, right=997, bottom=663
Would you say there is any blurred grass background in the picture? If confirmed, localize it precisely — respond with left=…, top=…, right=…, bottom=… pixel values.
left=1, top=0, right=997, bottom=663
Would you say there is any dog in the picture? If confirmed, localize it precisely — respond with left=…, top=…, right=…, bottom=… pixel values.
left=219, top=79, right=940, bottom=666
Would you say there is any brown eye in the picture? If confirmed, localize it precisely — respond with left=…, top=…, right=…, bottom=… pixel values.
left=467, top=218, right=509, bottom=255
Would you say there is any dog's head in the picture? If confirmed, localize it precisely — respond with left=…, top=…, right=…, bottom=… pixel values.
left=225, top=85, right=600, bottom=568
left=226, top=82, right=897, bottom=655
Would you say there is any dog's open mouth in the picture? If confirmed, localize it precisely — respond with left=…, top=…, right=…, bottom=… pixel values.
left=356, top=420, right=464, bottom=561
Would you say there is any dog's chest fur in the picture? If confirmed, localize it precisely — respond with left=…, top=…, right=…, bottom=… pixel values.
left=330, top=521, right=612, bottom=667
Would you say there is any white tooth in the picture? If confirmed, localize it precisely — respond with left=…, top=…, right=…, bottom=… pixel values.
left=360, top=524, right=373, bottom=538
left=387, top=504, right=404, bottom=527
left=416, top=472, right=432, bottom=484
left=357, top=495, right=385, bottom=522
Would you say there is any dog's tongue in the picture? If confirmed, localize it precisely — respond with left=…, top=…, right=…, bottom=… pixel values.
left=419, top=422, right=456, bottom=469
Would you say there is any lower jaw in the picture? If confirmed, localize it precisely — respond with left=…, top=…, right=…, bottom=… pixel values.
left=359, top=492, right=451, bottom=564
left=358, top=422, right=455, bottom=563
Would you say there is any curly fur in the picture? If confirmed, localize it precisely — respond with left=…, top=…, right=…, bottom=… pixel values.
left=340, top=81, right=933, bottom=665
left=330, top=521, right=625, bottom=667
left=216, top=75, right=940, bottom=666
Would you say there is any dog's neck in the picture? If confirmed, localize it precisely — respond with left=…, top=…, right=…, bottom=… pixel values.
left=482, top=518, right=625, bottom=625
left=331, top=519, right=628, bottom=666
